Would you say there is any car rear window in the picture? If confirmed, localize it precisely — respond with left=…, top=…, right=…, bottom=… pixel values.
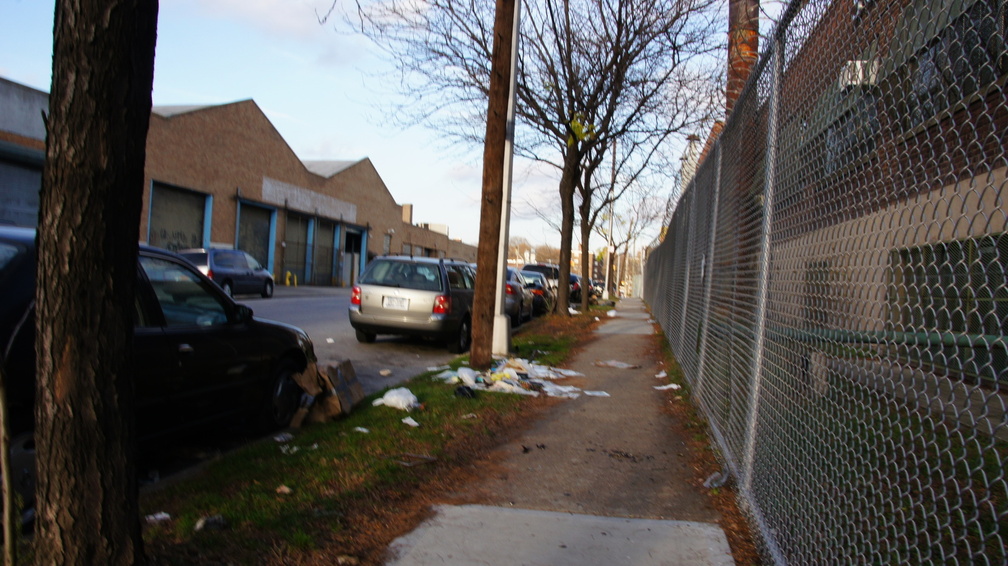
left=360, top=260, right=443, bottom=292
left=180, top=252, right=207, bottom=266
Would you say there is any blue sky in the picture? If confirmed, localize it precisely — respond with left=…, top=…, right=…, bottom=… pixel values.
left=0, top=0, right=564, bottom=247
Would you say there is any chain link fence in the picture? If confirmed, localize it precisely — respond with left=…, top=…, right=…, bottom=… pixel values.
left=642, top=0, right=1007, bottom=562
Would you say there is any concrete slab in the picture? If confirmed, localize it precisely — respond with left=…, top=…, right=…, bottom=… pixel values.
left=385, top=505, right=735, bottom=566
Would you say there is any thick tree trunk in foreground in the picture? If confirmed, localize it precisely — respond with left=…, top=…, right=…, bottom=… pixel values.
left=470, top=0, right=516, bottom=370
left=35, top=1, right=158, bottom=564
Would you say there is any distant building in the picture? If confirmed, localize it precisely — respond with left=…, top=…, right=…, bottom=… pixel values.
left=0, top=76, right=476, bottom=286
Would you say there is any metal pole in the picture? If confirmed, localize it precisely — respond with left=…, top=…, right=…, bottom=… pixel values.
left=742, top=37, right=783, bottom=494
left=603, top=139, right=615, bottom=301
left=694, top=143, right=722, bottom=402
left=492, top=0, right=522, bottom=355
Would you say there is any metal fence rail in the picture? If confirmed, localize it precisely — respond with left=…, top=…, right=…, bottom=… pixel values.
left=643, top=0, right=1008, bottom=562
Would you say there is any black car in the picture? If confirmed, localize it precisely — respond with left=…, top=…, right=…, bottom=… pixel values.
left=179, top=247, right=274, bottom=298
left=0, top=227, right=316, bottom=508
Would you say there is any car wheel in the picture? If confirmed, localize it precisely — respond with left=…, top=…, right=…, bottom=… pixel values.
left=257, top=359, right=302, bottom=431
left=448, top=316, right=472, bottom=353
left=355, top=329, right=376, bottom=343
left=221, top=280, right=234, bottom=297
left=261, top=279, right=274, bottom=298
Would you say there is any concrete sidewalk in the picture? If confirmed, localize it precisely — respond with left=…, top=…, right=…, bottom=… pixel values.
left=384, top=298, right=735, bottom=565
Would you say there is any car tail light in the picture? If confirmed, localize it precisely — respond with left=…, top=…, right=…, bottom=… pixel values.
left=206, top=269, right=214, bottom=280
left=530, top=288, right=544, bottom=296
left=433, top=295, right=450, bottom=314
left=505, top=283, right=516, bottom=295
left=351, top=285, right=362, bottom=305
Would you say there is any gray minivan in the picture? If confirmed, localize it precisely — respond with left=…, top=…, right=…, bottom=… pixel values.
left=349, top=256, right=475, bottom=352
left=180, top=248, right=274, bottom=298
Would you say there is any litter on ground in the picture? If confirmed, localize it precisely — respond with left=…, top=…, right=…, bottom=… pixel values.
left=353, top=427, right=370, bottom=434
left=431, top=357, right=590, bottom=399
left=372, top=387, right=420, bottom=411
left=379, top=369, right=393, bottom=376
left=401, top=416, right=420, bottom=427
left=145, top=512, right=170, bottom=524
left=584, top=390, right=611, bottom=397
left=607, top=310, right=618, bottom=317
left=654, top=383, right=682, bottom=391
left=594, top=359, right=641, bottom=369
left=655, top=370, right=668, bottom=379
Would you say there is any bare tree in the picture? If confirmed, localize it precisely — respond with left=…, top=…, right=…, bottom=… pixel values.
left=344, top=0, right=722, bottom=314
left=33, top=0, right=158, bottom=563
left=534, top=244, right=561, bottom=264
left=508, top=236, right=534, bottom=264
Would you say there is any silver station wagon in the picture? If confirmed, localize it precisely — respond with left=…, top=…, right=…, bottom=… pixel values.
left=348, top=256, right=476, bottom=352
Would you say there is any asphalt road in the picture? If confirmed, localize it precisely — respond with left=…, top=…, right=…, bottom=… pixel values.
left=238, top=285, right=457, bottom=395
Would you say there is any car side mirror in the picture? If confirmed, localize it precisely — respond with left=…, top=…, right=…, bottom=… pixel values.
left=235, top=304, right=254, bottom=323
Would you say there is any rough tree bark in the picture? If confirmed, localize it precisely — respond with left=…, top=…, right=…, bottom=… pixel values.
left=34, top=0, right=158, bottom=564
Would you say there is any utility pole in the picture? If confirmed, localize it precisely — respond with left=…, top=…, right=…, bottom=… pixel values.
left=469, top=0, right=517, bottom=370
left=492, top=0, right=523, bottom=356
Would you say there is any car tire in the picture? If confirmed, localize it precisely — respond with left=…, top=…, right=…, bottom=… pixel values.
left=221, top=280, right=234, bottom=297
left=262, top=279, right=274, bottom=298
left=257, top=359, right=302, bottom=431
left=448, top=316, right=472, bottom=353
left=355, top=329, right=376, bottom=343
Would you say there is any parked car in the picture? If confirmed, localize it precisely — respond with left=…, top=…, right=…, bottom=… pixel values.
left=521, top=263, right=560, bottom=292
left=569, top=273, right=584, bottom=303
left=521, top=270, right=556, bottom=315
left=349, top=256, right=476, bottom=352
left=504, top=268, right=535, bottom=326
left=179, top=248, right=274, bottom=298
left=0, top=226, right=317, bottom=510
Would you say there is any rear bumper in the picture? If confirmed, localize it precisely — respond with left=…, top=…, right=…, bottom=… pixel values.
left=349, top=308, right=458, bottom=339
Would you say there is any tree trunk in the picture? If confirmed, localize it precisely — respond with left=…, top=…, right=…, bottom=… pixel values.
left=555, top=145, right=580, bottom=315
left=469, top=0, right=515, bottom=370
left=578, top=185, right=592, bottom=311
left=34, top=1, right=157, bottom=564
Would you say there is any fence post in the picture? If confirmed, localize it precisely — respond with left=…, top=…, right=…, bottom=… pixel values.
left=677, top=186, right=697, bottom=353
left=742, top=37, right=784, bottom=494
left=694, top=142, right=722, bottom=402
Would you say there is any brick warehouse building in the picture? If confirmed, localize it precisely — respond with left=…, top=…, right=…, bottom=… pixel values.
left=0, top=76, right=477, bottom=287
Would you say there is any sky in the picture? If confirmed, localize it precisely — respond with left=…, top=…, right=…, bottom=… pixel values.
left=0, top=0, right=566, bottom=248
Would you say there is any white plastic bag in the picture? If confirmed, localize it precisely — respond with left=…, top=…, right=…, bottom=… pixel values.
left=372, top=387, right=420, bottom=411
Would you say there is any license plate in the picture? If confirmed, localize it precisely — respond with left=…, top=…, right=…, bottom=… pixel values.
left=383, top=296, right=409, bottom=310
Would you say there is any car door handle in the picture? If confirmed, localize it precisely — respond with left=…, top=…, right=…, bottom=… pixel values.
left=178, top=343, right=194, bottom=354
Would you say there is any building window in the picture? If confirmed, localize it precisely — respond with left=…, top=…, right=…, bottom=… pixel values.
left=383, top=234, right=392, bottom=255
left=888, top=234, right=1008, bottom=387
left=825, top=90, right=879, bottom=174
left=901, top=0, right=1007, bottom=130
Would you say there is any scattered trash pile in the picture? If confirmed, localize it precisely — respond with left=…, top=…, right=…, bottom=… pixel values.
left=428, top=357, right=590, bottom=399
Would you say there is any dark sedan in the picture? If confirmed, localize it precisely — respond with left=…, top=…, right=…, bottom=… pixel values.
left=0, top=226, right=316, bottom=509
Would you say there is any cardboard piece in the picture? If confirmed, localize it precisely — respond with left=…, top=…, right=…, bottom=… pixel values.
left=293, top=359, right=366, bottom=427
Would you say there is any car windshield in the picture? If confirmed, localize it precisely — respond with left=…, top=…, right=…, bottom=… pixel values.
left=360, top=259, right=443, bottom=292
